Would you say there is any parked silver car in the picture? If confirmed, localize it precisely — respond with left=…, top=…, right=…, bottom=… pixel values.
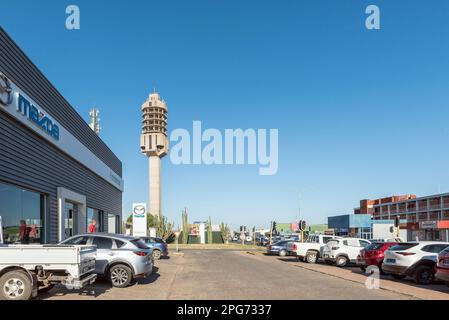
left=60, top=233, right=154, bottom=288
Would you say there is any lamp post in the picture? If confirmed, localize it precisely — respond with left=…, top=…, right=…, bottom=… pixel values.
left=174, top=230, right=181, bottom=253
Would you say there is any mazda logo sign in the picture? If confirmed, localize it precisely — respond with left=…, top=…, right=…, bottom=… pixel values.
left=0, top=73, right=13, bottom=107
left=133, top=205, right=146, bottom=215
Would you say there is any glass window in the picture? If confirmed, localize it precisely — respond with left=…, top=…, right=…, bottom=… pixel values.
left=423, top=244, right=449, bottom=253
left=108, top=214, right=116, bottom=234
left=0, top=182, right=44, bottom=244
left=64, top=236, right=89, bottom=245
left=359, top=240, right=371, bottom=248
left=131, top=239, right=149, bottom=249
left=87, top=208, right=100, bottom=232
left=92, top=236, right=113, bottom=249
left=115, top=239, right=126, bottom=248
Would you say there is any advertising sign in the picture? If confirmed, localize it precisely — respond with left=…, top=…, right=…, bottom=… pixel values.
left=189, top=224, right=200, bottom=236
left=420, top=221, right=438, bottom=229
left=132, top=203, right=147, bottom=237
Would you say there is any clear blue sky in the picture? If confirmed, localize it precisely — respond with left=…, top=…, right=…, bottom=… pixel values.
left=2, top=0, right=449, bottom=230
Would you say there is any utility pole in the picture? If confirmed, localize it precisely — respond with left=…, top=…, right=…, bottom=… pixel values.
left=253, top=226, right=256, bottom=246
left=269, top=221, right=273, bottom=245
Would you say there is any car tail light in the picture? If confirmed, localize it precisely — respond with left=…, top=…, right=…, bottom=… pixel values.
left=268, top=246, right=272, bottom=250
left=397, top=252, right=415, bottom=256
left=293, top=244, right=297, bottom=251
left=134, top=251, right=147, bottom=256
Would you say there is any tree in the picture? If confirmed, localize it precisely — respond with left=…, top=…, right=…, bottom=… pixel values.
left=220, top=222, right=230, bottom=244
left=153, top=215, right=175, bottom=243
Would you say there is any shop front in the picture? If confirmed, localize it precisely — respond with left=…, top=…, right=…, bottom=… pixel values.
left=407, top=221, right=449, bottom=242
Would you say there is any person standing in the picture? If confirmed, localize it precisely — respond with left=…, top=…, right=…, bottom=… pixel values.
left=88, top=218, right=97, bottom=233
left=19, top=220, right=30, bottom=244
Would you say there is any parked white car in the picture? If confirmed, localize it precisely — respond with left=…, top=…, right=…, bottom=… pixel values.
left=382, top=241, right=449, bottom=285
left=323, top=238, right=371, bottom=267
left=286, top=234, right=341, bottom=263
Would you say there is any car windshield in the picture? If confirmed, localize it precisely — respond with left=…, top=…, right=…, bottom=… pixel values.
left=389, top=243, right=419, bottom=251
left=131, top=239, right=150, bottom=249
left=306, top=236, right=318, bottom=243
left=365, top=243, right=383, bottom=251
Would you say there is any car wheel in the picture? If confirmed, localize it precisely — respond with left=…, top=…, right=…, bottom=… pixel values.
left=0, top=271, right=33, bottom=300
left=336, top=256, right=348, bottom=267
left=391, top=274, right=406, bottom=280
left=413, top=265, right=434, bottom=285
left=153, top=250, right=162, bottom=260
left=109, top=264, right=133, bottom=288
left=279, top=250, right=287, bottom=257
left=306, top=251, right=318, bottom=264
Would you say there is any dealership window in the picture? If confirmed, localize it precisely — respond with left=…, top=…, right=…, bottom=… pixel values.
left=87, top=208, right=105, bottom=232
left=108, top=214, right=116, bottom=234
left=0, top=181, right=44, bottom=244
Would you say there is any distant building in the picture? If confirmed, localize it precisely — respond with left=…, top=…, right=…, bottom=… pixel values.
left=354, top=195, right=416, bottom=214
left=370, top=193, right=449, bottom=242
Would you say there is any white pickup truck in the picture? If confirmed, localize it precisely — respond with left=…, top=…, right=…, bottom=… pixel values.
left=0, top=244, right=97, bottom=300
left=286, top=234, right=341, bottom=263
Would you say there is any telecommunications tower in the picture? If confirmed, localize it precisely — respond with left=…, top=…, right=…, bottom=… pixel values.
left=140, top=92, right=169, bottom=218
left=89, top=108, right=101, bottom=135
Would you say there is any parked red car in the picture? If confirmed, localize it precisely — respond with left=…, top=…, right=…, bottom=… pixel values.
left=435, top=246, right=449, bottom=286
left=357, top=242, right=398, bottom=273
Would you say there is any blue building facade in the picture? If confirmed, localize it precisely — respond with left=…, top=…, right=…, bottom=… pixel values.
left=328, top=214, right=373, bottom=239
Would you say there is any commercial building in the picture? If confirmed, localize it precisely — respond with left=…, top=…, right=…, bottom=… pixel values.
left=328, top=214, right=374, bottom=239
left=354, top=195, right=416, bottom=214
left=0, top=28, right=123, bottom=244
left=369, top=193, right=449, bottom=241
left=327, top=214, right=405, bottom=240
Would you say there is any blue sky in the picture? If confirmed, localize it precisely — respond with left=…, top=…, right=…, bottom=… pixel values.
left=2, top=0, right=449, bottom=230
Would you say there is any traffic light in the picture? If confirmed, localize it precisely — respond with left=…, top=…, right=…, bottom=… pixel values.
left=394, top=216, right=400, bottom=228
left=298, top=220, right=307, bottom=231
left=272, top=222, right=277, bottom=234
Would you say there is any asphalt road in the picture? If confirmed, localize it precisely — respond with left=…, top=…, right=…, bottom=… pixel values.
left=41, top=250, right=412, bottom=300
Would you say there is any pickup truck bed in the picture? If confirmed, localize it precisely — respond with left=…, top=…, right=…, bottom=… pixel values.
left=0, top=244, right=97, bottom=300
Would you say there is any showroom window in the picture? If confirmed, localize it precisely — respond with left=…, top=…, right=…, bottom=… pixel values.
left=0, top=181, right=44, bottom=244
left=87, top=208, right=106, bottom=232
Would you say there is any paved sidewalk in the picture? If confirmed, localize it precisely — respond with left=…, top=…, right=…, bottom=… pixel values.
left=267, top=255, right=449, bottom=300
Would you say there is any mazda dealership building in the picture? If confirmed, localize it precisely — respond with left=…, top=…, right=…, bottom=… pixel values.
left=0, top=27, right=123, bottom=244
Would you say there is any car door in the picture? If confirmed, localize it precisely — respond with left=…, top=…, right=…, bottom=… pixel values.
left=345, top=239, right=362, bottom=260
left=90, top=236, right=114, bottom=275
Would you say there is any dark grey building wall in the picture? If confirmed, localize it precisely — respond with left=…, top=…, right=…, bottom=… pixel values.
left=0, top=27, right=121, bottom=176
left=0, top=27, right=122, bottom=243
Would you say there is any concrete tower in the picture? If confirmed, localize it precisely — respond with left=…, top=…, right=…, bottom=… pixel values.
left=140, top=92, right=168, bottom=218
